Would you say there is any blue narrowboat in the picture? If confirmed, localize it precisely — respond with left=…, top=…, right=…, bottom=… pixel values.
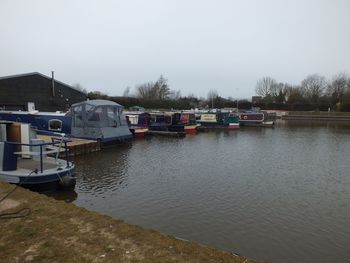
left=0, top=110, right=71, bottom=134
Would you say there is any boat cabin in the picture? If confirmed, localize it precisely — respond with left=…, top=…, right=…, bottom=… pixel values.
left=70, top=100, right=132, bottom=143
left=180, top=112, right=196, bottom=125
left=125, top=112, right=151, bottom=128
left=148, top=112, right=184, bottom=132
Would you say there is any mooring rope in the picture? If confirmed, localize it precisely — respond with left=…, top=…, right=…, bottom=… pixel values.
left=0, top=169, right=37, bottom=219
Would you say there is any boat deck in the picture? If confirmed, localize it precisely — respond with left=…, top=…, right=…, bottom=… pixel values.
left=17, top=158, right=58, bottom=171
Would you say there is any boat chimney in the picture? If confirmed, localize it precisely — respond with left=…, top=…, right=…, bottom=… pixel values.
left=51, top=71, right=55, bottom=97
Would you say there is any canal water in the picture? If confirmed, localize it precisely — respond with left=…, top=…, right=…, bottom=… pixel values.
left=55, top=120, right=350, bottom=263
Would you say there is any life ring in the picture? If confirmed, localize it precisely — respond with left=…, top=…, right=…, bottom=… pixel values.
left=243, top=115, right=248, bottom=120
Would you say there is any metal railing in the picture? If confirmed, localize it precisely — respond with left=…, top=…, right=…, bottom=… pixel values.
left=5, top=137, right=71, bottom=173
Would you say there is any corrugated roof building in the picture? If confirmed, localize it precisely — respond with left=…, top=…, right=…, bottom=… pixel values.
left=0, top=72, right=87, bottom=111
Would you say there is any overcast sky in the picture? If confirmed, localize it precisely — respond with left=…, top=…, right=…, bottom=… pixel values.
left=1, top=0, right=350, bottom=99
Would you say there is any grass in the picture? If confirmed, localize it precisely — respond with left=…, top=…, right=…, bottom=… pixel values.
left=0, top=181, right=264, bottom=263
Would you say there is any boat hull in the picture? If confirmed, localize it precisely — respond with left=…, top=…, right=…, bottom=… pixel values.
left=184, top=124, right=197, bottom=134
left=148, top=124, right=185, bottom=133
left=130, top=127, right=149, bottom=138
left=0, top=163, right=75, bottom=191
left=196, top=122, right=240, bottom=130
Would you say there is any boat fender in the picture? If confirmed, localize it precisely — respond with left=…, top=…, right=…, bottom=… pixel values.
left=59, top=176, right=76, bottom=189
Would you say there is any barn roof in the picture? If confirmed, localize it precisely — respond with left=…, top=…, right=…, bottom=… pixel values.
left=0, top=72, right=82, bottom=93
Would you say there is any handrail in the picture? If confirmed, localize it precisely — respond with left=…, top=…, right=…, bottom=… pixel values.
left=4, top=137, right=72, bottom=174
left=5, top=139, right=71, bottom=147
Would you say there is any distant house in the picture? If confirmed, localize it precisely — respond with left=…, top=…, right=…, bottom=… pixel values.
left=0, top=72, right=87, bottom=111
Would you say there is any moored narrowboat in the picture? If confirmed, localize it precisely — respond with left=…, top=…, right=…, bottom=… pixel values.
left=0, top=110, right=71, bottom=134
left=148, top=112, right=185, bottom=136
left=196, top=111, right=240, bottom=130
left=180, top=112, right=198, bottom=134
left=125, top=111, right=150, bottom=137
left=238, top=111, right=274, bottom=127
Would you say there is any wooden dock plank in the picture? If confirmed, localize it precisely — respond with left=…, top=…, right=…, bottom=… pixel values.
left=37, top=135, right=101, bottom=156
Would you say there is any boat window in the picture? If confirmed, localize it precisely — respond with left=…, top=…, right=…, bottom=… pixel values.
left=88, top=107, right=103, bottom=122
left=156, top=115, right=164, bottom=123
left=180, top=114, right=189, bottom=124
left=85, top=104, right=94, bottom=116
left=107, top=107, right=117, bottom=127
left=139, top=114, right=148, bottom=126
left=72, top=105, right=83, bottom=127
left=48, top=119, right=62, bottom=131
left=127, top=115, right=138, bottom=125
left=165, top=115, right=172, bottom=124
left=189, top=114, right=196, bottom=124
left=120, top=114, right=127, bottom=126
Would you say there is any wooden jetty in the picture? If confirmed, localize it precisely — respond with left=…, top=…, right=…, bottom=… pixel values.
left=37, top=135, right=101, bottom=156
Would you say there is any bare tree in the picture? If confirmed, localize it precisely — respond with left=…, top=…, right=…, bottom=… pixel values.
left=207, top=89, right=219, bottom=109
left=135, top=82, right=155, bottom=99
left=274, top=83, right=289, bottom=103
left=326, top=73, right=349, bottom=105
left=207, top=89, right=218, bottom=100
left=123, top=86, right=132, bottom=97
left=301, top=74, right=327, bottom=103
left=255, top=77, right=278, bottom=98
left=154, top=75, right=170, bottom=99
left=135, top=75, right=172, bottom=100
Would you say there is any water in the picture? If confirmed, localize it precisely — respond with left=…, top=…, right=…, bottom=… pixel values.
left=55, top=120, right=350, bottom=263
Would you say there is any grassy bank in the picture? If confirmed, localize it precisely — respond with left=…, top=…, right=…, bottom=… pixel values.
left=0, top=182, right=263, bottom=263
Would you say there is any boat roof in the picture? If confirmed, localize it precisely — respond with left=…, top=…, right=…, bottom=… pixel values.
left=124, top=111, right=148, bottom=115
left=0, top=110, right=67, bottom=116
left=72, top=99, right=123, bottom=108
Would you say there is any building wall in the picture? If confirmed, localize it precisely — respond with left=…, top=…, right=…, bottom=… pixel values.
left=0, top=74, right=87, bottom=111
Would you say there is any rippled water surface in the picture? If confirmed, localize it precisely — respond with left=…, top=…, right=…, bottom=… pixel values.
left=59, top=120, right=350, bottom=263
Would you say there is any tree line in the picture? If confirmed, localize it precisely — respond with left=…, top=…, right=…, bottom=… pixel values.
left=88, top=75, right=253, bottom=110
left=87, top=73, right=350, bottom=111
left=255, top=73, right=350, bottom=111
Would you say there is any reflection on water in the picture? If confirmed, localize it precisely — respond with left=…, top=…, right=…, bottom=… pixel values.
left=75, top=143, right=132, bottom=194
left=54, top=120, right=350, bottom=263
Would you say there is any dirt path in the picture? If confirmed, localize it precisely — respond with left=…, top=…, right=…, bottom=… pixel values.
left=0, top=182, right=264, bottom=263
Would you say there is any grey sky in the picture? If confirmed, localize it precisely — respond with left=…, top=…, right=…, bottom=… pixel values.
left=1, top=0, right=350, bottom=99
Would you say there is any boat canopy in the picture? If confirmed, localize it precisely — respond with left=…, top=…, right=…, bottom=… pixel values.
left=70, top=100, right=126, bottom=128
